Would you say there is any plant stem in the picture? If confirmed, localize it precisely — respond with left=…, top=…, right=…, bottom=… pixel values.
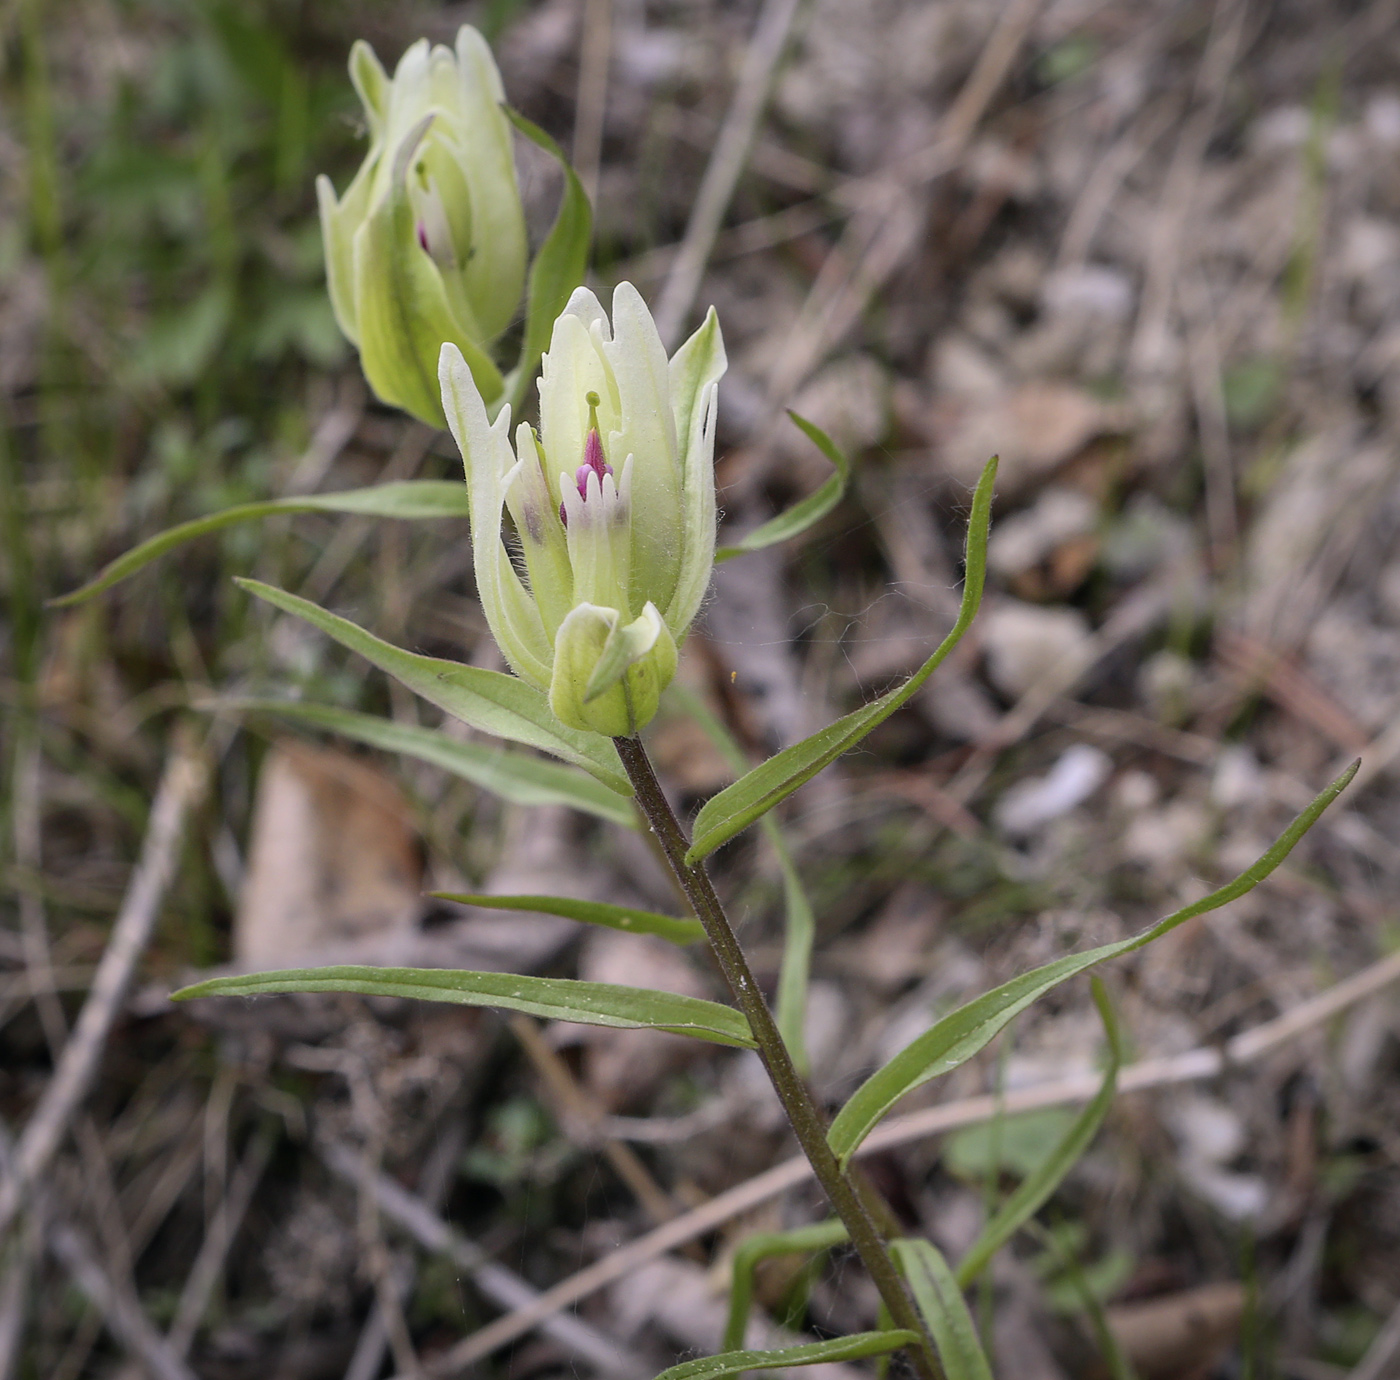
left=613, top=734, right=940, bottom=1379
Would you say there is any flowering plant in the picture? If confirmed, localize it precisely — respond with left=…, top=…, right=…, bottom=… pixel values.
left=440, top=283, right=725, bottom=736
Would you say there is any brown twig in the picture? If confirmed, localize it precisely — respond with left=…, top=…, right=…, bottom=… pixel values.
left=0, top=738, right=207, bottom=1241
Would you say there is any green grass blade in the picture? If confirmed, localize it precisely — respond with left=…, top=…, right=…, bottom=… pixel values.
left=235, top=578, right=630, bottom=793
left=52, top=481, right=472, bottom=605
left=892, top=1240, right=993, bottom=1380
left=219, top=697, right=637, bottom=828
left=715, top=412, right=850, bottom=562
left=686, top=455, right=996, bottom=864
left=827, top=761, right=1356, bottom=1166
left=501, top=106, right=592, bottom=417
left=723, top=1220, right=849, bottom=1351
left=652, top=1331, right=919, bottom=1380
left=956, top=979, right=1123, bottom=1286
left=173, top=966, right=754, bottom=1047
left=430, top=892, right=702, bottom=945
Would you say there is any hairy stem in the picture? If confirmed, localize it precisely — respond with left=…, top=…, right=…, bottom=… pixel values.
left=613, top=734, right=939, bottom=1378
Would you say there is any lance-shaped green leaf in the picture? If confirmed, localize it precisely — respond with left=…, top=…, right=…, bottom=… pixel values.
left=214, top=698, right=635, bottom=828
left=670, top=683, right=816, bottom=1072
left=956, top=979, right=1122, bottom=1286
left=235, top=578, right=629, bottom=793
left=173, top=967, right=755, bottom=1047
left=652, top=1331, right=919, bottom=1380
left=500, top=107, right=593, bottom=418
left=52, top=482, right=474, bottom=606
left=715, top=412, right=851, bottom=562
left=891, top=1240, right=992, bottom=1380
left=723, top=1220, right=849, bottom=1352
left=431, top=892, right=702, bottom=945
left=687, top=455, right=997, bottom=864
left=827, top=761, right=1357, bottom=1167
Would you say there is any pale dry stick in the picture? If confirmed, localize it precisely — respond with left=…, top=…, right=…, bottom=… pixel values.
left=571, top=0, right=612, bottom=208
left=1348, top=1293, right=1400, bottom=1380
left=0, top=1263, right=24, bottom=1380
left=344, top=1119, right=466, bottom=1380
left=320, top=1142, right=651, bottom=1380
left=652, top=0, right=805, bottom=350
left=762, top=0, right=1041, bottom=410
left=47, top=1223, right=198, bottom=1380
left=1182, top=266, right=1239, bottom=565
left=1055, top=104, right=1174, bottom=270
left=435, top=944, right=1400, bottom=1372
left=165, top=1123, right=276, bottom=1358
left=507, top=1012, right=680, bottom=1229
left=284, top=374, right=366, bottom=495
left=0, top=741, right=207, bottom=1241
left=1127, top=0, right=1247, bottom=380
left=13, top=732, right=68, bottom=1053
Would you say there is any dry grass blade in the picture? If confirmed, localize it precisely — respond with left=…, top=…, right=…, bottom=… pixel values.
left=47, top=1224, right=198, bottom=1380
left=652, top=0, right=805, bottom=349
left=0, top=740, right=207, bottom=1239
left=319, top=1142, right=651, bottom=1380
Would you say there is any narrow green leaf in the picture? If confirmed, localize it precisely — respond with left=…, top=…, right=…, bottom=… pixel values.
left=235, top=578, right=629, bottom=794
left=955, top=979, right=1122, bottom=1286
left=669, top=683, right=816, bottom=1072
left=827, top=761, right=1356, bottom=1166
left=715, top=412, right=851, bottom=562
left=52, top=482, right=473, bottom=606
left=215, top=698, right=635, bottom=828
left=173, top=966, right=755, bottom=1047
left=723, top=1220, right=849, bottom=1352
left=501, top=106, right=592, bottom=417
left=431, top=892, right=702, bottom=945
left=686, top=455, right=997, bottom=864
left=891, top=1240, right=993, bottom=1380
left=652, top=1331, right=919, bottom=1380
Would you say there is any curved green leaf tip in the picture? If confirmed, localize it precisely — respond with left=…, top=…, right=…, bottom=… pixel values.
left=714, top=410, right=851, bottom=562
left=685, top=454, right=997, bottom=864
left=51, top=482, right=472, bottom=606
left=826, top=758, right=1357, bottom=1167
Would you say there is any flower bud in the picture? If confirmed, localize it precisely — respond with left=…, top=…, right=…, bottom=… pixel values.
left=317, top=27, right=525, bottom=427
left=440, top=283, right=726, bottom=738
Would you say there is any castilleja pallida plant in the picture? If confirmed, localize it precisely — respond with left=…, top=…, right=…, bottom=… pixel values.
left=440, top=283, right=725, bottom=737
left=68, top=21, right=1356, bottom=1380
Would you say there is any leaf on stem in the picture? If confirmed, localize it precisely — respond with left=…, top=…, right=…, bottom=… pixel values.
left=686, top=455, right=997, bottom=864
left=714, top=412, right=850, bottom=562
left=235, top=578, right=630, bottom=794
left=500, top=106, right=592, bottom=418
left=826, top=761, right=1357, bottom=1166
left=722, top=1220, right=849, bottom=1352
left=954, top=978, right=1122, bottom=1286
left=431, top=892, right=702, bottom=945
left=210, top=698, right=637, bottom=828
left=52, top=482, right=474, bottom=606
left=174, top=966, right=755, bottom=1047
left=891, top=1239, right=993, bottom=1380
left=651, top=1331, right=919, bottom=1380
